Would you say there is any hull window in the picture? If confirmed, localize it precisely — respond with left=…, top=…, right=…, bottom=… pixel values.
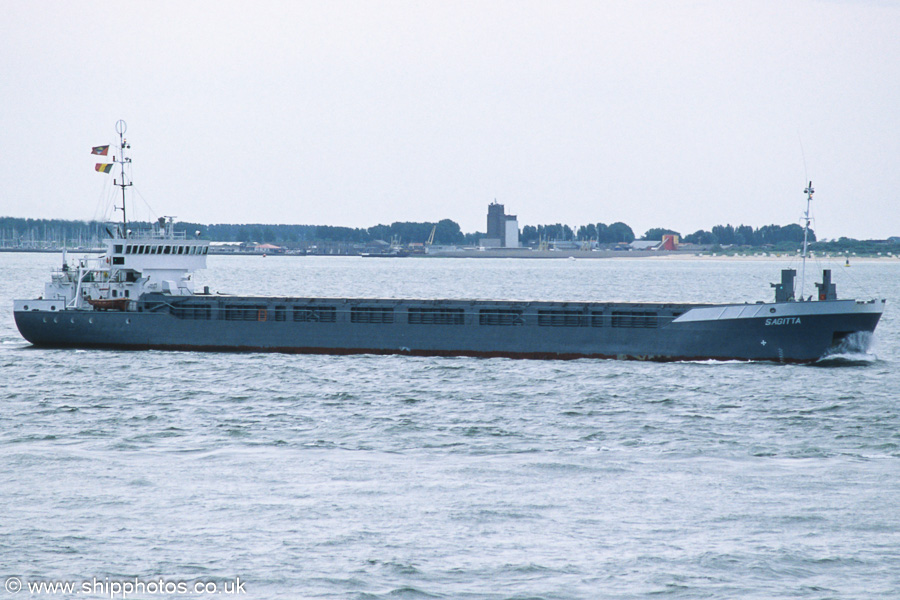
left=479, top=309, right=524, bottom=326
left=224, top=305, right=267, bottom=321
left=293, top=306, right=337, bottom=323
left=538, top=310, right=586, bottom=327
left=611, top=311, right=659, bottom=328
left=351, top=306, right=394, bottom=324
left=171, top=305, right=212, bottom=320
left=408, top=307, right=465, bottom=325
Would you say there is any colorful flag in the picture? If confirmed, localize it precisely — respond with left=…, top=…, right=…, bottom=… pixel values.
left=95, top=163, right=113, bottom=173
left=91, top=145, right=110, bottom=155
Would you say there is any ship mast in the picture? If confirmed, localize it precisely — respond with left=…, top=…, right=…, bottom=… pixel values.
left=800, top=181, right=813, bottom=300
left=113, top=119, right=132, bottom=238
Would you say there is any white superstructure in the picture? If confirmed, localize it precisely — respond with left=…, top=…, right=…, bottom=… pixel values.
left=37, top=217, right=209, bottom=311
left=14, top=120, right=208, bottom=314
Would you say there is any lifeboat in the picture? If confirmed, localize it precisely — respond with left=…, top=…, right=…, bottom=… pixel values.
left=86, top=297, right=132, bottom=311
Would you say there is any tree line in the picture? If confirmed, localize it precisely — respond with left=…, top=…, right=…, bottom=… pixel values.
left=0, top=217, right=473, bottom=247
left=677, top=223, right=814, bottom=246
left=4, top=215, right=883, bottom=251
left=200, top=219, right=472, bottom=245
left=521, top=222, right=815, bottom=247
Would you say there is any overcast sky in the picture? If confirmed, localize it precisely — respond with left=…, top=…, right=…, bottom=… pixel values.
left=2, top=0, right=898, bottom=239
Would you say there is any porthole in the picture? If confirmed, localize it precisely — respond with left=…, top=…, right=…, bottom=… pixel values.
left=769, top=308, right=776, bottom=313
left=42, top=317, right=48, bottom=323
left=23, top=305, right=28, bottom=310
left=125, top=318, right=131, bottom=325
left=88, top=317, right=94, bottom=324
left=50, top=306, right=57, bottom=311
left=70, top=318, right=75, bottom=324
left=53, top=317, right=58, bottom=323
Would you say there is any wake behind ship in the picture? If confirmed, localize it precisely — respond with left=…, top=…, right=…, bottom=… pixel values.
left=12, top=123, right=886, bottom=363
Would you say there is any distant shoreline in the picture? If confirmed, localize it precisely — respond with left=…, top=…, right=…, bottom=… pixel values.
left=2, top=247, right=896, bottom=262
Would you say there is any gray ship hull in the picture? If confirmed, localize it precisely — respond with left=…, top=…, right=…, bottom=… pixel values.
left=13, top=294, right=884, bottom=363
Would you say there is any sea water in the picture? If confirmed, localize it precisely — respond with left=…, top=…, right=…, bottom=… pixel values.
left=2, top=253, right=898, bottom=599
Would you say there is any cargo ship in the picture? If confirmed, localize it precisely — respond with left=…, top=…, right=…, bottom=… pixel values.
left=12, top=123, right=885, bottom=363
